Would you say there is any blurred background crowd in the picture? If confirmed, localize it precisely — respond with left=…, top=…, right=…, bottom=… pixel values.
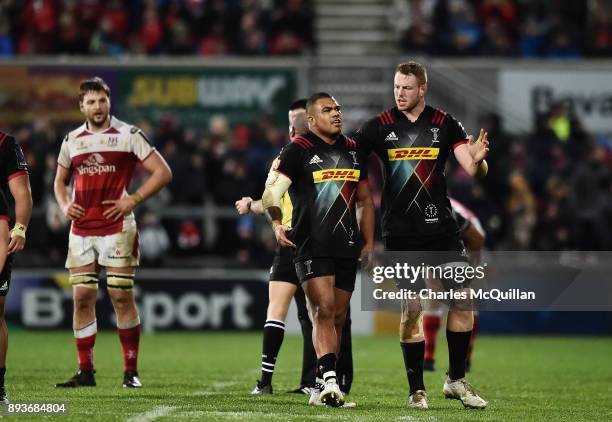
left=1, top=0, right=611, bottom=58
left=390, top=0, right=612, bottom=57
left=1, top=0, right=611, bottom=269
left=0, top=0, right=315, bottom=56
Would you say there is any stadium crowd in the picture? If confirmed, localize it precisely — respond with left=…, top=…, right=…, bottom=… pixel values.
left=0, top=0, right=315, bottom=56
left=390, top=0, right=612, bottom=57
left=7, top=101, right=612, bottom=268
left=1, top=1, right=611, bottom=58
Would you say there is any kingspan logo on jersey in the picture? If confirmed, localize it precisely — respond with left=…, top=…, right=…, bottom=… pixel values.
left=77, top=153, right=117, bottom=176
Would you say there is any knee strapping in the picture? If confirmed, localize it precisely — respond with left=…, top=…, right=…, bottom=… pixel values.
left=106, top=272, right=135, bottom=290
left=70, top=272, right=99, bottom=289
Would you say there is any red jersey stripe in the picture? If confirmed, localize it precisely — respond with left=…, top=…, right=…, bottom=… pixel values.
left=0, top=132, right=6, bottom=146
left=293, top=139, right=309, bottom=149
left=452, top=139, right=468, bottom=149
left=7, top=170, right=27, bottom=181
left=384, top=111, right=394, bottom=124
left=273, top=168, right=292, bottom=182
left=294, top=136, right=313, bottom=147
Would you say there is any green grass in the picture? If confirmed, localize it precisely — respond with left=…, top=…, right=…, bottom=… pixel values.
left=4, top=331, right=612, bottom=421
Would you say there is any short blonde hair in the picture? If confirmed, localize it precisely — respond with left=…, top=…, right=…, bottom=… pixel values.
left=395, top=62, right=427, bottom=85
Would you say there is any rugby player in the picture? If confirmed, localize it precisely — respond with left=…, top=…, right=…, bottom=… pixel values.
left=262, top=93, right=375, bottom=407
left=354, top=62, right=489, bottom=409
left=54, top=77, right=172, bottom=388
left=0, top=131, right=32, bottom=402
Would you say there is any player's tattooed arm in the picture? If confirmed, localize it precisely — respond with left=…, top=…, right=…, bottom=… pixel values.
left=262, top=171, right=295, bottom=248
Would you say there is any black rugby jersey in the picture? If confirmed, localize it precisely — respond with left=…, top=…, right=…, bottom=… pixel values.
left=354, top=105, right=467, bottom=238
left=275, top=131, right=368, bottom=261
left=0, top=132, right=29, bottom=225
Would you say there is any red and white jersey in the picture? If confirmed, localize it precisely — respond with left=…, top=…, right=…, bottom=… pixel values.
left=449, top=197, right=485, bottom=237
left=58, top=116, right=155, bottom=236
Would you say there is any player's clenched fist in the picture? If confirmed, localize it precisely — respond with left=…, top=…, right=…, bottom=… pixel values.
left=235, top=197, right=253, bottom=215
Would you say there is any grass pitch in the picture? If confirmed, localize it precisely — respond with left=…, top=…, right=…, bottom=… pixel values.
left=5, top=331, right=612, bottom=421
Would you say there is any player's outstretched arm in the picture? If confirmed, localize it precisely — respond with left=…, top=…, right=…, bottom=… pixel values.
left=235, top=197, right=264, bottom=215
left=262, top=172, right=294, bottom=248
left=103, top=151, right=172, bottom=221
left=454, top=128, right=489, bottom=178
left=356, top=181, right=375, bottom=269
left=7, top=173, right=32, bottom=254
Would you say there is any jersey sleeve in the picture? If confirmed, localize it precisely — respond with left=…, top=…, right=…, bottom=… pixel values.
left=275, top=143, right=302, bottom=182
left=2, top=136, right=29, bottom=180
left=358, top=150, right=368, bottom=182
left=446, top=115, right=469, bottom=150
left=57, top=134, right=71, bottom=169
left=129, top=126, right=155, bottom=161
left=352, top=118, right=378, bottom=157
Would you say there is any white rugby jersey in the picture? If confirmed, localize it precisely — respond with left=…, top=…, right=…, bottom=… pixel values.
left=58, top=116, right=155, bottom=236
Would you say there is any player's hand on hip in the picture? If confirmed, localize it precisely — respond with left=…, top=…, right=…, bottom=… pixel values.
left=62, top=201, right=85, bottom=221
left=102, top=197, right=137, bottom=221
left=467, top=129, right=490, bottom=162
left=235, top=197, right=252, bottom=215
left=274, top=224, right=296, bottom=248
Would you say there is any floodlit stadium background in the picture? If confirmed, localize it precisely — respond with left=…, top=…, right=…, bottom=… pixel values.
left=0, top=2, right=611, bottom=419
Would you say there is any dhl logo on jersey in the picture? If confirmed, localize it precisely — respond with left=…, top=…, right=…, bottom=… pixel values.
left=312, top=169, right=360, bottom=183
left=387, top=147, right=439, bottom=161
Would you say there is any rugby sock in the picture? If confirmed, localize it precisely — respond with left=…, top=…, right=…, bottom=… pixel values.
left=423, top=314, right=441, bottom=361
left=0, top=367, right=5, bottom=388
left=466, top=315, right=479, bottom=364
left=117, top=317, right=141, bottom=373
left=337, top=310, right=353, bottom=394
left=400, top=341, right=426, bottom=394
left=261, top=319, right=285, bottom=385
left=74, top=320, right=97, bottom=372
left=318, top=353, right=337, bottom=383
left=447, top=329, right=472, bottom=380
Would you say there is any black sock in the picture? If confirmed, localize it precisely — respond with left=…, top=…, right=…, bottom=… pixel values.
left=0, top=367, right=5, bottom=388
left=446, top=330, right=472, bottom=380
left=400, top=341, right=425, bottom=394
left=337, top=308, right=353, bottom=394
left=318, top=353, right=337, bottom=382
left=260, top=319, right=285, bottom=385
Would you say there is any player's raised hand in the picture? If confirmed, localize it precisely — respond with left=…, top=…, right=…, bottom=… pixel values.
left=102, top=197, right=137, bottom=221
left=62, top=201, right=85, bottom=221
left=235, top=197, right=253, bottom=215
left=274, top=224, right=296, bottom=248
left=467, top=129, right=490, bottom=163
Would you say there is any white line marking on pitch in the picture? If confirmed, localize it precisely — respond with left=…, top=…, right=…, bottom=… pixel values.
left=127, top=405, right=177, bottom=422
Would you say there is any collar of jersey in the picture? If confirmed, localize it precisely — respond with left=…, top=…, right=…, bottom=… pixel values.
left=393, top=105, right=432, bottom=125
left=83, top=115, right=116, bottom=134
left=305, top=130, right=342, bottom=147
